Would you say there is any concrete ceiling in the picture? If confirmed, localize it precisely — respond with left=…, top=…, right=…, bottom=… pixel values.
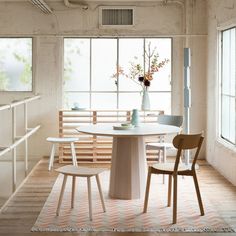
left=0, top=0, right=164, bottom=2
left=0, top=0, right=162, bottom=3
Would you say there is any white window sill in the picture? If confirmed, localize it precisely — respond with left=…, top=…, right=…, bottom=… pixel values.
left=216, top=138, right=236, bottom=154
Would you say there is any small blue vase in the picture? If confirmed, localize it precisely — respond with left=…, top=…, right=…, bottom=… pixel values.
left=131, top=109, right=140, bottom=127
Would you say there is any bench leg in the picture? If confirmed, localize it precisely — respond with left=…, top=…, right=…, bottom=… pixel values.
left=48, top=144, right=55, bottom=171
left=70, top=142, right=77, bottom=166
left=96, top=174, right=106, bottom=212
left=87, top=177, right=92, bottom=221
left=162, top=146, right=166, bottom=184
left=56, top=174, right=68, bottom=216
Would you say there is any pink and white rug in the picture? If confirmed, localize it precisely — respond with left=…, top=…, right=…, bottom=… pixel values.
left=32, top=171, right=234, bottom=232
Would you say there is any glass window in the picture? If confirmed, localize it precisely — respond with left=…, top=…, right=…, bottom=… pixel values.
left=63, top=38, right=172, bottom=113
left=91, top=39, right=117, bottom=91
left=221, top=28, right=236, bottom=145
left=119, top=38, right=144, bottom=91
left=64, top=38, right=90, bottom=91
left=0, top=38, right=32, bottom=91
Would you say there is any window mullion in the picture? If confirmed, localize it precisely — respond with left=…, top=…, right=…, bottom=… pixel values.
left=117, top=38, right=119, bottom=109
left=235, top=29, right=236, bottom=144
left=90, top=38, right=92, bottom=109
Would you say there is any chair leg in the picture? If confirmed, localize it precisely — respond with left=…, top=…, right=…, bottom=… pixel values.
left=87, top=177, right=92, bottom=221
left=172, top=174, right=178, bottom=224
left=95, top=174, right=106, bottom=212
left=158, top=149, right=162, bottom=163
left=56, top=174, right=68, bottom=216
left=167, top=175, right=172, bottom=207
left=193, top=171, right=204, bottom=216
left=71, top=176, right=76, bottom=208
left=48, top=144, right=55, bottom=171
left=143, top=168, right=152, bottom=213
left=162, top=147, right=166, bottom=184
left=70, top=142, right=77, bottom=166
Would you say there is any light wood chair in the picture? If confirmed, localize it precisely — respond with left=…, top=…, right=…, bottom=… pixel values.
left=55, top=165, right=106, bottom=221
left=143, top=133, right=204, bottom=224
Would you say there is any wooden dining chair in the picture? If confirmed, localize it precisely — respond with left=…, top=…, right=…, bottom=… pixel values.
left=143, top=133, right=204, bottom=224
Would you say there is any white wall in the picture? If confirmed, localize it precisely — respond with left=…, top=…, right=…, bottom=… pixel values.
left=0, top=0, right=207, bottom=159
left=207, top=0, right=236, bottom=185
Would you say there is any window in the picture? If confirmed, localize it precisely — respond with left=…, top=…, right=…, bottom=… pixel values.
left=220, top=27, right=236, bottom=145
left=0, top=38, right=32, bottom=91
left=63, top=38, right=171, bottom=113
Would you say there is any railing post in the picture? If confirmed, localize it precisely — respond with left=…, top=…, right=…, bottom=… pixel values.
left=24, top=102, right=28, bottom=176
left=12, top=106, right=17, bottom=192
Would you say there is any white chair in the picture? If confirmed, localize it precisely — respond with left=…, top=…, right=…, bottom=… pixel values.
left=55, top=165, right=106, bottom=221
left=46, top=137, right=79, bottom=171
left=146, top=115, right=183, bottom=163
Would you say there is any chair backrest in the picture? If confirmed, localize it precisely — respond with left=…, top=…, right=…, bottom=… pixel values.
left=157, top=115, right=183, bottom=128
left=172, top=133, right=204, bottom=172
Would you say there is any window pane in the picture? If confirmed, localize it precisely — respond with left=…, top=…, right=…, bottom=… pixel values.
left=119, top=93, right=142, bottom=109
left=64, top=38, right=90, bottom=91
left=222, top=30, right=230, bottom=95
left=221, top=95, right=235, bottom=144
left=229, top=29, right=235, bottom=97
left=0, top=38, right=32, bottom=91
left=91, top=39, right=117, bottom=91
left=221, top=95, right=230, bottom=140
left=229, top=96, right=235, bottom=143
left=91, top=93, right=117, bottom=109
left=64, top=92, right=90, bottom=110
left=119, top=38, right=144, bottom=91
left=145, top=38, right=171, bottom=92
left=149, top=92, right=171, bottom=114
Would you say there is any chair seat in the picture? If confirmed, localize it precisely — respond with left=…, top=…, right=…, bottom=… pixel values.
left=55, top=165, right=107, bottom=177
left=47, top=137, right=79, bottom=143
left=146, top=142, right=174, bottom=150
left=151, top=163, right=191, bottom=172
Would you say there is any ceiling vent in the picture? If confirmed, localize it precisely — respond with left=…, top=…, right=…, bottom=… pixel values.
left=99, top=6, right=135, bottom=28
left=30, top=0, right=52, bottom=14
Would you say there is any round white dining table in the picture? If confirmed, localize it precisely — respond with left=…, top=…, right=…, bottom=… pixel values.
left=76, top=123, right=180, bottom=200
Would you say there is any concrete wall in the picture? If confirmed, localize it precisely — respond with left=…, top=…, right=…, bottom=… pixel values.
left=0, top=0, right=207, bottom=159
left=207, top=0, right=236, bottom=185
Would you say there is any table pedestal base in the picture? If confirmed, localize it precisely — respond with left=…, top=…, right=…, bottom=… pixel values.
left=109, top=136, right=147, bottom=199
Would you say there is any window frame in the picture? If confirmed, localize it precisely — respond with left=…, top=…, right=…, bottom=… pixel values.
left=219, top=27, right=236, bottom=147
left=63, top=37, right=172, bottom=111
left=0, top=37, right=33, bottom=92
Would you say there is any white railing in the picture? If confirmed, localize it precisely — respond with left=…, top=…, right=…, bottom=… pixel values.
left=0, top=95, right=41, bottom=192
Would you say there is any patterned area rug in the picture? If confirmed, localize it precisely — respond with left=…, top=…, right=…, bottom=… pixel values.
left=32, top=170, right=234, bottom=232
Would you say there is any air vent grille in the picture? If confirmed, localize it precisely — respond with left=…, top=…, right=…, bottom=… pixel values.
left=99, top=6, right=135, bottom=27
left=102, top=9, right=133, bottom=25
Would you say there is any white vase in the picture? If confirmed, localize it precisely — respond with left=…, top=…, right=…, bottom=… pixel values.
left=141, top=89, right=150, bottom=111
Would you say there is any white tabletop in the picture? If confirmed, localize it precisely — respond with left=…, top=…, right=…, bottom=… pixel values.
left=76, top=123, right=180, bottom=137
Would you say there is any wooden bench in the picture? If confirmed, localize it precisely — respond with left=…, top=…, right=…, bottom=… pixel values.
left=59, top=110, right=164, bottom=164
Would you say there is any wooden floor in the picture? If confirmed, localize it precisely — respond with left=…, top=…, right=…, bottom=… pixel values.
left=0, top=158, right=236, bottom=236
